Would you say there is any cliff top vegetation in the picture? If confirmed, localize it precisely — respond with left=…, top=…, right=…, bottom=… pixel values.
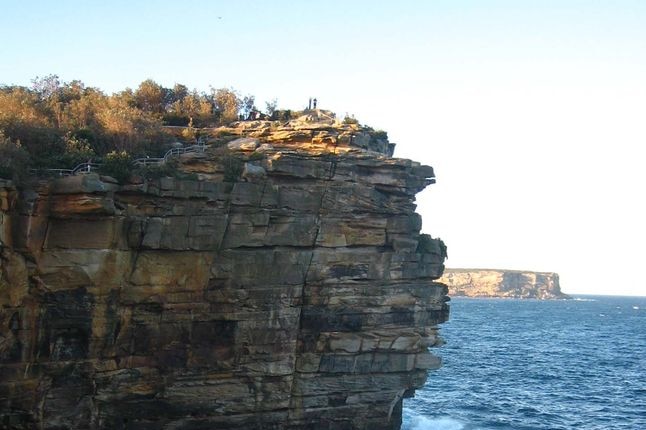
left=0, top=76, right=391, bottom=183
left=0, top=75, right=255, bottom=168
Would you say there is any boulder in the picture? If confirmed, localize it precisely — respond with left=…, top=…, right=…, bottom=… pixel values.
left=227, top=137, right=260, bottom=151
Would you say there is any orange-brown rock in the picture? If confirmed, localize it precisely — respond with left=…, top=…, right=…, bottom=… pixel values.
left=0, top=115, right=448, bottom=430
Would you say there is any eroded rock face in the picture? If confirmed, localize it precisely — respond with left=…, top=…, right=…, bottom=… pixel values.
left=440, top=268, right=569, bottom=299
left=0, top=120, right=448, bottom=430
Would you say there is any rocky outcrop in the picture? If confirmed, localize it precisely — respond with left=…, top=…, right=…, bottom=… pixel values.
left=440, top=268, right=569, bottom=299
left=0, top=113, right=449, bottom=430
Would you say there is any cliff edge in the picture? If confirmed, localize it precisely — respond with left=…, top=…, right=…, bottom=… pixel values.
left=440, top=268, right=569, bottom=299
left=0, top=112, right=449, bottom=430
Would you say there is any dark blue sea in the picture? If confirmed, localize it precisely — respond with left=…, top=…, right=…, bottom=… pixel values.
left=403, top=296, right=646, bottom=430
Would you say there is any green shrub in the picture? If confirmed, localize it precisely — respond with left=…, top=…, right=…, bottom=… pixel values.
left=343, top=115, right=359, bottom=125
left=0, top=132, right=31, bottom=182
left=73, top=127, right=96, bottom=144
left=54, top=133, right=96, bottom=168
left=220, top=153, right=244, bottom=182
left=417, top=234, right=433, bottom=253
left=416, top=234, right=447, bottom=257
left=372, top=130, right=388, bottom=141
left=162, top=113, right=190, bottom=126
left=99, top=151, right=133, bottom=183
left=136, top=162, right=177, bottom=180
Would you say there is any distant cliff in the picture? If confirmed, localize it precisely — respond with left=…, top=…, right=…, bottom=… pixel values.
left=0, top=111, right=448, bottom=430
left=440, top=269, right=569, bottom=299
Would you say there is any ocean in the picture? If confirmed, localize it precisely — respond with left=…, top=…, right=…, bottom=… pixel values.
left=403, top=295, right=646, bottom=430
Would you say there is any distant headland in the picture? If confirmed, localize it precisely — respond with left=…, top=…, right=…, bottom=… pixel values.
left=440, top=268, right=570, bottom=299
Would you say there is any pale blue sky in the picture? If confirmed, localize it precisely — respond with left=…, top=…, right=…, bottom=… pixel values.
left=2, top=1, right=646, bottom=295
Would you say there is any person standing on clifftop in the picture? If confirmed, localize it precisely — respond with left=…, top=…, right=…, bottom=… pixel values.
left=308, top=97, right=312, bottom=110
left=313, top=98, right=317, bottom=109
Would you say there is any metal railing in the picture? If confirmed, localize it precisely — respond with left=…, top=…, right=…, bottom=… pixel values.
left=32, top=143, right=206, bottom=177
left=72, top=162, right=101, bottom=175
left=29, top=167, right=75, bottom=177
left=133, top=143, right=205, bottom=167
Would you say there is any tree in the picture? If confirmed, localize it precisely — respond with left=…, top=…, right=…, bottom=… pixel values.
left=240, top=95, right=256, bottom=120
left=169, top=83, right=189, bottom=104
left=61, top=87, right=106, bottom=133
left=31, top=74, right=61, bottom=100
left=134, top=79, right=167, bottom=114
left=0, top=86, right=50, bottom=128
left=0, top=77, right=257, bottom=167
left=169, top=90, right=215, bottom=127
left=0, top=86, right=57, bottom=157
left=265, top=98, right=278, bottom=117
left=96, top=94, right=166, bottom=155
left=211, top=88, right=240, bottom=125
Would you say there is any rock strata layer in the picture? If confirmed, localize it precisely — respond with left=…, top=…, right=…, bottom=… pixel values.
left=440, top=268, right=569, bottom=299
left=0, top=113, right=449, bottom=430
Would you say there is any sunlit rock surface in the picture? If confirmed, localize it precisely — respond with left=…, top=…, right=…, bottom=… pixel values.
left=440, top=268, right=569, bottom=299
left=0, top=112, right=448, bottom=429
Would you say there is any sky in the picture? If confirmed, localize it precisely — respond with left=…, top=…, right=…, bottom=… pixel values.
left=1, top=0, right=645, bottom=296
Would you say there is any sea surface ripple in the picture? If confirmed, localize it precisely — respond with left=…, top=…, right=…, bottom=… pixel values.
left=403, top=295, right=646, bottom=430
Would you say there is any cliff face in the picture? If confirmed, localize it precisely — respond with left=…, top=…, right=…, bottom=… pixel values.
left=0, top=114, right=449, bottom=430
left=440, top=269, right=568, bottom=299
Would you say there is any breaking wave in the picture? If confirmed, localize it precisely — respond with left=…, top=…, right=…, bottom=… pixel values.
left=403, top=413, right=466, bottom=430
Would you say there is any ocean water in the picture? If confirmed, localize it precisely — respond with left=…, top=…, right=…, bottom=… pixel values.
left=403, top=296, right=646, bottom=430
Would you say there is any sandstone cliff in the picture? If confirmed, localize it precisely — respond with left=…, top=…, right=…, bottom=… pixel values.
left=0, top=112, right=449, bottom=430
left=440, top=268, right=569, bottom=299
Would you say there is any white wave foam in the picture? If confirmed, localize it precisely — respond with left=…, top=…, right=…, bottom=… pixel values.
left=408, top=415, right=465, bottom=430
